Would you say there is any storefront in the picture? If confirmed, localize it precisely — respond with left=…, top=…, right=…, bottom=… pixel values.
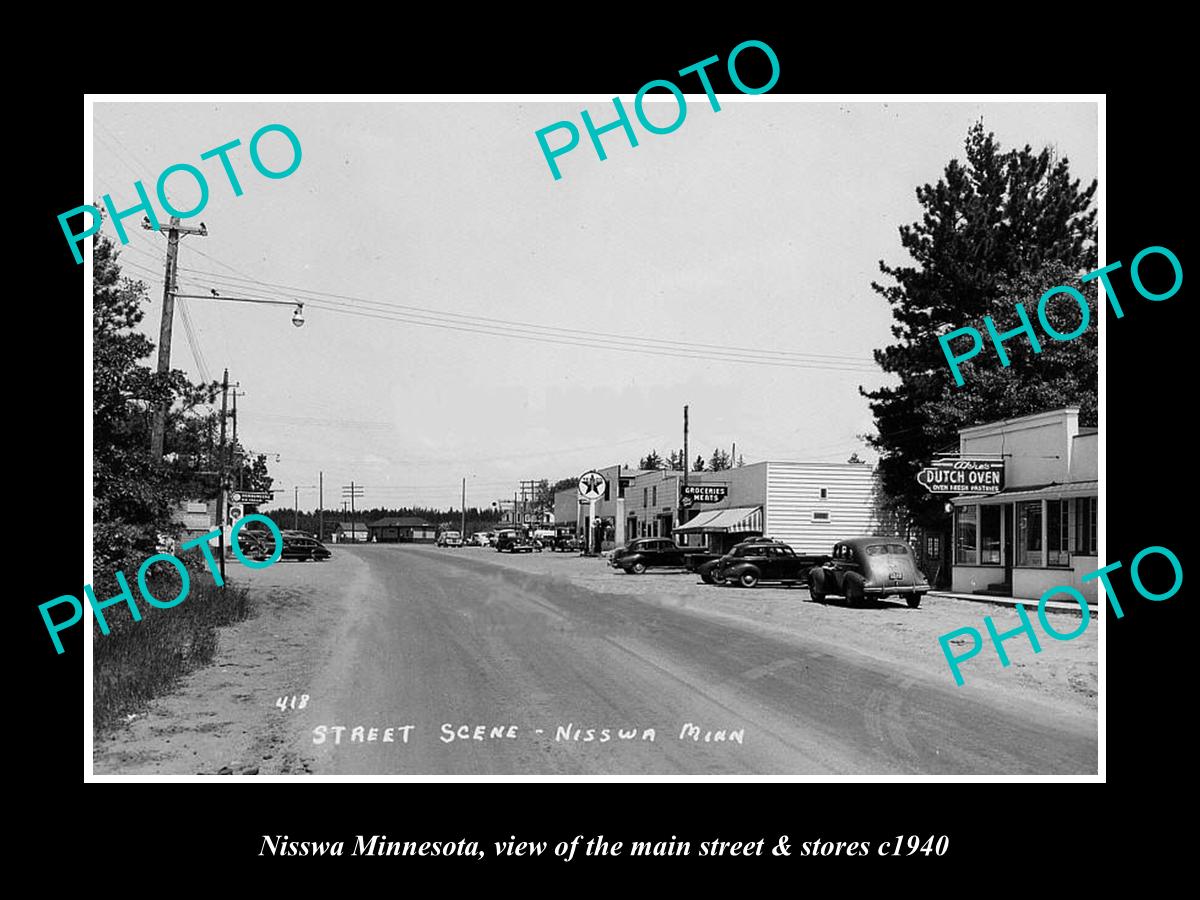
left=620, top=461, right=876, bottom=556
left=948, top=408, right=1098, bottom=602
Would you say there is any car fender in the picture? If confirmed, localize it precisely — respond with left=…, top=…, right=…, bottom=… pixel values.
left=620, top=554, right=647, bottom=570
left=723, top=563, right=759, bottom=579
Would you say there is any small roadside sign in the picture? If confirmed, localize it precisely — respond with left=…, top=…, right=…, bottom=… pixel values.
left=228, top=504, right=244, bottom=525
left=230, top=490, right=272, bottom=504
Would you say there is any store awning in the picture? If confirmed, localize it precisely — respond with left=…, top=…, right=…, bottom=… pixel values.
left=673, top=506, right=763, bottom=534
left=950, top=480, right=1098, bottom=505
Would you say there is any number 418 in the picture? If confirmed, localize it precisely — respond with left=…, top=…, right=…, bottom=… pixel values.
left=893, top=835, right=949, bottom=856
left=275, top=694, right=309, bottom=711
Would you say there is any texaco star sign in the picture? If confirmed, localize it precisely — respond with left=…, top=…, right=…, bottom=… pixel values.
left=577, top=470, right=607, bottom=501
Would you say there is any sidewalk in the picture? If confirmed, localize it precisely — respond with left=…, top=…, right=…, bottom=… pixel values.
left=927, top=591, right=1098, bottom=617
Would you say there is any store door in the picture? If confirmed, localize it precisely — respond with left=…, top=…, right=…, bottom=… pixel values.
left=1003, top=504, right=1014, bottom=587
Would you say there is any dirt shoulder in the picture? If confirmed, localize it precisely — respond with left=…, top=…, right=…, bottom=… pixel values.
left=92, top=551, right=365, bottom=776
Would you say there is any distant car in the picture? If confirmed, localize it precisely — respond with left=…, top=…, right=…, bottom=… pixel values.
left=495, top=529, right=535, bottom=553
left=807, top=537, right=930, bottom=608
left=471, top=533, right=491, bottom=547
left=550, top=529, right=582, bottom=552
left=280, top=535, right=332, bottom=562
left=236, top=529, right=273, bottom=561
left=437, top=531, right=464, bottom=548
left=713, top=541, right=830, bottom=588
left=611, top=538, right=706, bottom=574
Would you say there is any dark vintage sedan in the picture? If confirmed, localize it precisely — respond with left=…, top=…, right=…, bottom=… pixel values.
left=611, top=538, right=706, bottom=574
left=495, top=529, right=535, bottom=553
left=236, top=529, right=275, bottom=561
left=713, top=541, right=830, bottom=588
left=280, top=535, right=332, bottom=562
left=691, top=537, right=790, bottom=583
left=807, top=537, right=929, bottom=608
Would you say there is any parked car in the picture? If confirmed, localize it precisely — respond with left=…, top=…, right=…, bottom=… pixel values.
left=472, top=533, right=491, bottom=547
left=611, top=538, right=707, bottom=574
left=236, top=529, right=273, bottom=561
left=437, top=531, right=464, bottom=548
left=280, top=535, right=332, bottom=562
left=807, top=537, right=930, bottom=608
left=549, top=528, right=582, bottom=552
left=495, top=529, right=535, bottom=553
left=713, top=541, right=831, bottom=588
left=688, top=537, right=789, bottom=581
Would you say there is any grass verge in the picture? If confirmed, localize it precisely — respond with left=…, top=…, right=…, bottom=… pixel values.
left=93, top=580, right=253, bottom=733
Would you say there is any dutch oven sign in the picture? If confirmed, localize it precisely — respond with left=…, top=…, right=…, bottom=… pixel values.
left=680, top=484, right=728, bottom=507
left=917, top=458, right=1004, bottom=494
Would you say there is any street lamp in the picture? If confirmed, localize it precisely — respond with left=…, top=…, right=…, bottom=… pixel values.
left=172, top=292, right=307, bottom=327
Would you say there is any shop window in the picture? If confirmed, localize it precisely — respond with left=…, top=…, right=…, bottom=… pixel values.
left=1017, top=501, right=1043, bottom=567
left=955, top=505, right=978, bottom=565
left=926, top=535, right=941, bottom=559
left=1074, top=497, right=1097, bottom=555
left=813, top=511, right=829, bottom=522
left=980, top=505, right=1001, bottom=564
left=1047, top=499, right=1070, bottom=566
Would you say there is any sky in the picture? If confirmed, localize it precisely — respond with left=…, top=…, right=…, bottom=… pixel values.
left=92, top=99, right=1097, bottom=512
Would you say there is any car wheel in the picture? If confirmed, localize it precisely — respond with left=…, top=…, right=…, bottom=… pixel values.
left=845, top=575, right=866, bottom=608
left=739, top=571, right=759, bottom=588
left=808, top=569, right=826, bottom=602
left=906, top=593, right=922, bottom=609
left=712, top=571, right=727, bottom=586
left=631, top=562, right=647, bottom=575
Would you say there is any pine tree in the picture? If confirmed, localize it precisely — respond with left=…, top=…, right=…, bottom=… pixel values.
left=863, top=121, right=1097, bottom=528
left=639, top=450, right=664, bottom=470
left=709, top=448, right=731, bottom=471
left=692, top=455, right=707, bottom=472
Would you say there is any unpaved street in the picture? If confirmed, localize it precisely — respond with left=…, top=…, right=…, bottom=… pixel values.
left=94, top=544, right=1097, bottom=776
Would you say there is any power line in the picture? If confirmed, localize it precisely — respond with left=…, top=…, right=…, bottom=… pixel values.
left=174, top=264, right=880, bottom=370
left=172, top=269, right=882, bottom=373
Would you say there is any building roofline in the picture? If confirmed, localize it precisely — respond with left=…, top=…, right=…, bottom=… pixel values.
left=958, top=407, right=1080, bottom=437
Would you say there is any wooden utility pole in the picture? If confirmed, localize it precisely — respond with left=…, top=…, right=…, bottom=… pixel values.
left=217, top=368, right=229, bottom=583
left=319, top=471, right=324, bottom=542
left=146, top=215, right=207, bottom=459
left=231, top=385, right=244, bottom=488
left=683, top=405, right=690, bottom=487
left=461, top=477, right=467, bottom=536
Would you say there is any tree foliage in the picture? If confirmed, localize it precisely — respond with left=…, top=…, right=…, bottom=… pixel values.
left=708, top=448, right=732, bottom=471
left=863, top=122, right=1097, bottom=528
left=639, top=450, right=664, bottom=470
left=92, top=232, right=255, bottom=584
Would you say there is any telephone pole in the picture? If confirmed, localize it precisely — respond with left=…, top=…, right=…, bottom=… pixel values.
left=217, top=369, right=229, bottom=583
left=231, top=385, right=245, bottom=488
left=461, top=477, right=467, bottom=536
left=342, top=482, right=364, bottom=541
left=145, top=215, right=207, bottom=459
left=683, top=405, right=690, bottom=487
left=318, top=471, right=324, bottom=542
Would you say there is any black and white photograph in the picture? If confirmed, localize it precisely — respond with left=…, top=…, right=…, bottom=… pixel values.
left=79, top=95, right=1104, bottom=779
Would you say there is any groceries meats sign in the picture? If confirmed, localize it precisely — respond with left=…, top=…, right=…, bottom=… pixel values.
left=680, top=484, right=728, bottom=507
left=917, top=458, right=1004, bottom=495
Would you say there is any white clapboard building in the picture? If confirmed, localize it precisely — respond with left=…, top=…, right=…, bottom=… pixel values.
left=623, top=461, right=879, bottom=557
